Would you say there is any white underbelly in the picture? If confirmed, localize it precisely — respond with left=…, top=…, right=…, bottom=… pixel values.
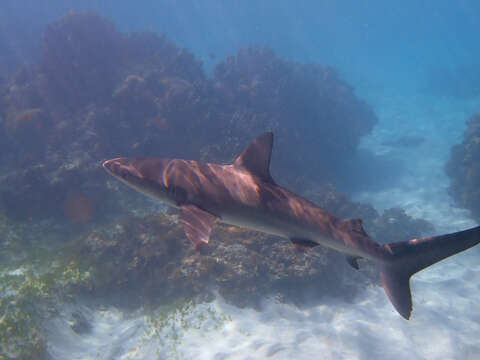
left=218, top=210, right=368, bottom=258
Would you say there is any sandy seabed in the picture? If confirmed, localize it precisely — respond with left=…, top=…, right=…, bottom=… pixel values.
left=46, top=252, right=480, bottom=360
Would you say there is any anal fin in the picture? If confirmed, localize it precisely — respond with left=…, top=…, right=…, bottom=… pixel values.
left=179, top=205, right=217, bottom=249
left=346, top=255, right=361, bottom=270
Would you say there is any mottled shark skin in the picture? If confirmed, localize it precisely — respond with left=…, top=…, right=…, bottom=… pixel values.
left=103, top=132, right=480, bottom=320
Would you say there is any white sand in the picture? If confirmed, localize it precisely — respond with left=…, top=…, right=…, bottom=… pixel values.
left=46, top=253, right=480, bottom=360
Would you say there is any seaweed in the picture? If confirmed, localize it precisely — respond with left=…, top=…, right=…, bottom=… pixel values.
left=0, top=262, right=92, bottom=359
left=144, top=299, right=231, bottom=359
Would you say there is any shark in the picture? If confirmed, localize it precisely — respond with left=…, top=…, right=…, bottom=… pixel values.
left=103, top=132, right=480, bottom=319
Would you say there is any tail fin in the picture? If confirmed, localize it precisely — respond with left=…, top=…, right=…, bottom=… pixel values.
left=379, top=226, right=480, bottom=319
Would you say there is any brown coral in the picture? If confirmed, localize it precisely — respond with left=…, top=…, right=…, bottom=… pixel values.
left=71, top=213, right=367, bottom=308
left=0, top=12, right=377, bottom=225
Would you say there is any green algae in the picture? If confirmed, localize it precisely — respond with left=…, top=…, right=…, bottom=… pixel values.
left=143, top=298, right=232, bottom=359
left=0, top=270, right=48, bottom=359
left=0, top=259, right=92, bottom=359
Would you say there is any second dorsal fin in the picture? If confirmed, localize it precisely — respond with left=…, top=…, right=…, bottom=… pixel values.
left=233, top=132, right=275, bottom=183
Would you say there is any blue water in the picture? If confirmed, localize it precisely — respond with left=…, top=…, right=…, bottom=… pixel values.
left=3, top=0, right=480, bottom=91
left=1, top=1, right=480, bottom=359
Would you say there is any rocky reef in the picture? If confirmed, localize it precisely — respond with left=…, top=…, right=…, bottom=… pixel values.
left=0, top=10, right=377, bottom=222
left=70, top=214, right=350, bottom=308
left=304, top=184, right=435, bottom=244
left=446, top=114, right=480, bottom=221
left=0, top=183, right=435, bottom=359
left=211, top=47, right=378, bottom=185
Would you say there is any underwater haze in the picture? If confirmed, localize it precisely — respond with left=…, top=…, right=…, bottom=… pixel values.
left=1, top=1, right=480, bottom=359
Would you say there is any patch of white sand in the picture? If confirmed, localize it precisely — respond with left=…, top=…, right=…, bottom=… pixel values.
left=354, top=93, right=480, bottom=233
left=46, top=253, right=480, bottom=360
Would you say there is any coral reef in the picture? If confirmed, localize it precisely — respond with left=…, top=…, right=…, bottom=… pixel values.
left=0, top=11, right=377, bottom=222
left=446, top=114, right=480, bottom=221
left=70, top=213, right=363, bottom=308
left=0, top=11, right=208, bottom=222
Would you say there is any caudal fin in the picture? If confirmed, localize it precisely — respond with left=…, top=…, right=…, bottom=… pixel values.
left=379, top=225, right=480, bottom=319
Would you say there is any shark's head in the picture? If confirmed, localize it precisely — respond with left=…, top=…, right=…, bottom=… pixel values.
left=103, top=157, right=175, bottom=204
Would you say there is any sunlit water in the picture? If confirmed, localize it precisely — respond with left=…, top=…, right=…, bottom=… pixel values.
left=354, top=91, right=479, bottom=233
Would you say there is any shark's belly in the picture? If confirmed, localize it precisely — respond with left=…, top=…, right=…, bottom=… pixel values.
left=216, top=205, right=365, bottom=257
left=219, top=211, right=292, bottom=238
left=197, top=186, right=361, bottom=256
left=218, top=206, right=327, bottom=242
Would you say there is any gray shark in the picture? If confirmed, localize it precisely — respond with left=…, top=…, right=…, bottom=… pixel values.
left=103, top=132, right=480, bottom=319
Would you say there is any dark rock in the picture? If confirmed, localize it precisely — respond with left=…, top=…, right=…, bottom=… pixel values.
left=70, top=311, right=92, bottom=334
left=70, top=213, right=372, bottom=308
left=446, top=114, right=480, bottom=221
left=369, top=207, right=435, bottom=244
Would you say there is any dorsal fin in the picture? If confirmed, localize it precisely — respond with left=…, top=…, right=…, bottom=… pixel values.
left=340, top=218, right=368, bottom=236
left=233, top=132, right=275, bottom=183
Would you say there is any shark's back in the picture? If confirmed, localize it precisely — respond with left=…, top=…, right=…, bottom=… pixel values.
left=164, top=158, right=339, bottom=238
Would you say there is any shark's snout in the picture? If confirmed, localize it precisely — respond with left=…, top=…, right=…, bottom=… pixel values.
left=103, top=159, right=124, bottom=178
left=103, top=158, right=123, bottom=173
left=103, top=158, right=144, bottom=180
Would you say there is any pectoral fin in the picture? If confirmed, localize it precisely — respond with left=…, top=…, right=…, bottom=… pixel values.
left=179, top=205, right=217, bottom=248
left=290, top=238, right=318, bottom=252
left=346, top=255, right=361, bottom=270
left=233, top=132, right=276, bottom=184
